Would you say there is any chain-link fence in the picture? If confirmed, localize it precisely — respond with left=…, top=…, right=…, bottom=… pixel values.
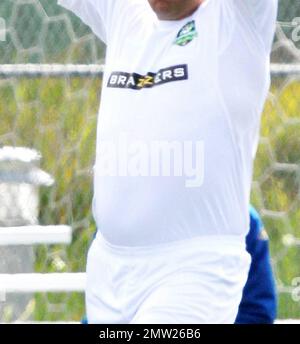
left=0, top=0, right=299, bottom=322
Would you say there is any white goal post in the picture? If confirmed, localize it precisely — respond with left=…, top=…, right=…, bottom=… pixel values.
left=0, top=225, right=72, bottom=246
left=0, top=273, right=86, bottom=293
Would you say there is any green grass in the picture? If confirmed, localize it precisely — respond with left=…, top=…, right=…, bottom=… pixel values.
left=0, top=76, right=300, bottom=321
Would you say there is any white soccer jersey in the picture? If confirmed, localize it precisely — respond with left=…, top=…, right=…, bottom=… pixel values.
left=58, top=0, right=278, bottom=246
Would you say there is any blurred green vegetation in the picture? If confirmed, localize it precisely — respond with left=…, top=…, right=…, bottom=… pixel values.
left=252, top=80, right=300, bottom=320
left=0, top=77, right=101, bottom=321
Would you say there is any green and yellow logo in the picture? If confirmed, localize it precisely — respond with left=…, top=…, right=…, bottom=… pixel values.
left=174, top=20, right=198, bottom=47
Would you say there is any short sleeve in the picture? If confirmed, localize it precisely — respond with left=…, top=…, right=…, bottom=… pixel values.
left=234, top=0, right=278, bottom=53
left=58, top=0, right=152, bottom=45
left=58, top=0, right=118, bottom=43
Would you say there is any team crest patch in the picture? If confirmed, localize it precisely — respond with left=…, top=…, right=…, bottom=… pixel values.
left=174, top=20, right=198, bottom=46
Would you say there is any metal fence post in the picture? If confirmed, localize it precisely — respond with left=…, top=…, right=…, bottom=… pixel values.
left=0, top=147, right=53, bottom=322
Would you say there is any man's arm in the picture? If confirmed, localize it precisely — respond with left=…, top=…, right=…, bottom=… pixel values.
left=234, top=0, right=278, bottom=52
left=57, top=0, right=119, bottom=43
